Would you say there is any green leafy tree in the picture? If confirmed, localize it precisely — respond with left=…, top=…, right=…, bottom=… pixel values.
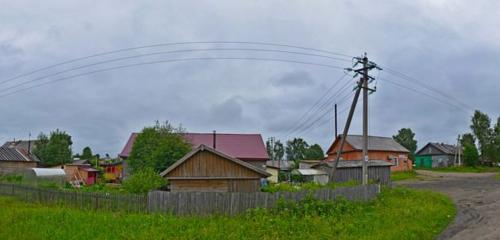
left=286, top=138, right=309, bottom=168
left=33, top=130, right=73, bottom=167
left=274, top=141, right=285, bottom=161
left=81, top=146, right=93, bottom=160
left=304, top=144, right=324, bottom=160
left=463, top=143, right=479, bottom=167
left=493, top=118, right=500, bottom=162
left=470, top=110, right=493, bottom=162
left=461, top=133, right=476, bottom=147
left=127, top=121, right=191, bottom=173
left=392, top=128, right=417, bottom=160
left=266, top=139, right=285, bottom=161
left=122, top=168, right=166, bottom=194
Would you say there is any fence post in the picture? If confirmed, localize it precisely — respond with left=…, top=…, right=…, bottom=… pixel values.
left=95, top=194, right=99, bottom=210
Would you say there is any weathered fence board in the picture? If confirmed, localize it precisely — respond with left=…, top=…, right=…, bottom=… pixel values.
left=0, top=183, right=380, bottom=216
left=148, top=184, right=380, bottom=215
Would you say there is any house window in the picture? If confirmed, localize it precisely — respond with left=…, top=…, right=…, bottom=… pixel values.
left=389, top=156, right=399, bottom=166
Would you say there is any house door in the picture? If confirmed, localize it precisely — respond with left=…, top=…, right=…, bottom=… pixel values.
left=87, top=173, right=95, bottom=185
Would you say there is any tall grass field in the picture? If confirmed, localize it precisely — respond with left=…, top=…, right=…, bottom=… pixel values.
left=0, top=187, right=455, bottom=240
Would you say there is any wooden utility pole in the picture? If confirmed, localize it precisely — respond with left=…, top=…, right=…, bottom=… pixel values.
left=330, top=53, right=380, bottom=185
left=334, top=103, right=338, bottom=138
left=361, top=55, right=369, bottom=185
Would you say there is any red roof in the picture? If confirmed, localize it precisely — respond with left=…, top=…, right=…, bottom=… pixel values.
left=119, top=132, right=269, bottom=161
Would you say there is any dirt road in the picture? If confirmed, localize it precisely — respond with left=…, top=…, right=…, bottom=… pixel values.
left=397, top=170, right=500, bottom=240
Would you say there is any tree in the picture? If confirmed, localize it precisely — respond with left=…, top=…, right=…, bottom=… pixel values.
left=274, top=141, right=285, bottom=161
left=122, top=168, right=166, bottom=194
left=470, top=110, right=493, bottom=161
left=304, top=144, right=324, bottom=160
left=461, top=133, right=476, bottom=147
left=127, top=121, right=192, bottom=173
left=463, top=143, right=479, bottom=167
left=392, top=128, right=417, bottom=160
left=266, top=139, right=284, bottom=161
left=33, top=129, right=73, bottom=167
left=285, top=138, right=309, bottom=168
left=81, top=146, right=93, bottom=160
left=493, top=118, right=500, bottom=163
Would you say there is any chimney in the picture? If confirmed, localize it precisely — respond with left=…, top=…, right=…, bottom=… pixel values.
left=213, top=130, right=216, bottom=149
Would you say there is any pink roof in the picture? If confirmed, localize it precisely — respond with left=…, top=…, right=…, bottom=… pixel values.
left=119, top=132, right=269, bottom=161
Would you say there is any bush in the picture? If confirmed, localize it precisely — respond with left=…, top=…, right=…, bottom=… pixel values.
left=0, top=174, right=23, bottom=183
left=122, top=168, right=166, bottom=194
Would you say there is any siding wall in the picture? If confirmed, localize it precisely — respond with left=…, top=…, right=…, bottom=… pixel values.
left=166, top=150, right=264, bottom=192
left=0, top=161, right=37, bottom=174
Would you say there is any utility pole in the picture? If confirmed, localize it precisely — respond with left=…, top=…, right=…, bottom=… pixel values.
left=457, top=134, right=462, bottom=166
left=361, top=55, right=369, bottom=186
left=331, top=53, right=380, bottom=185
left=334, top=103, right=338, bottom=138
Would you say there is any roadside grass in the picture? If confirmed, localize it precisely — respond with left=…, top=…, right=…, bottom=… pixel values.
left=421, top=166, right=500, bottom=173
left=261, top=180, right=359, bottom=193
left=391, top=170, right=421, bottom=181
left=495, top=173, right=500, bottom=180
left=0, top=187, right=455, bottom=240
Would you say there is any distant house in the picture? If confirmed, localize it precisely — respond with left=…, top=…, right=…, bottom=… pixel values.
left=64, top=163, right=99, bottom=186
left=2, top=140, right=38, bottom=154
left=265, top=160, right=293, bottom=183
left=0, top=147, right=39, bottom=174
left=100, top=161, right=123, bottom=183
left=326, top=135, right=411, bottom=171
left=120, top=132, right=270, bottom=168
left=160, top=144, right=270, bottom=192
left=415, top=143, right=461, bottom=168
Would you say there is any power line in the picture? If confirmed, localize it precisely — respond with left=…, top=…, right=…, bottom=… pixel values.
left=0, top=47, right=352, bottom=90
left=378, top=77, right=470, bottom=113
left=2, top=41, right=354, bottom=85
left=0, top=57, right=346, bottom=99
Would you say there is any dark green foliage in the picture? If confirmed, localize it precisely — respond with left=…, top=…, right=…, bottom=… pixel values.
left=393, top=128, right=417, bottom=160
left=127, top=121, right=192, bottom=173
left=81, top=147, right=93, bottom=160
left=0, top=174, right=23, bottom=183
left=461, top=133, right=476, bottom=146
left=122, top=168, right=166, bottom=194
left=33, top=130, right=73, bottom=167
left=304, top=144, right=324, bottom=160
left=285, top=138, right=309, bottom=163
left=463, top=143, right=479, bottom=167
left=470, top=110, right=493, bottom=160
left=266, top=139, right=285, bottom=161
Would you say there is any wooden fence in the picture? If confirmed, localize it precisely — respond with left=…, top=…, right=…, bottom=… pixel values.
left=0, top=183, right=147, bottom=212
left=148, top=184, right=380, bottom=215
left=0, top=183, right=379, bottom=215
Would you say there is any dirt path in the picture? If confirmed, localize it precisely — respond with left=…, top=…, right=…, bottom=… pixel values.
left=397, top=170, right=500, bottom=240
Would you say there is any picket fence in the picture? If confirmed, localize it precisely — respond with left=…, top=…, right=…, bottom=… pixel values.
left=0, top=183, right=380, bottom=215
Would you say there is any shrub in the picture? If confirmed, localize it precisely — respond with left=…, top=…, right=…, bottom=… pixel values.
left=122, top=168, right=166, bottom=194
left=0, top=174, right=23, bottom=183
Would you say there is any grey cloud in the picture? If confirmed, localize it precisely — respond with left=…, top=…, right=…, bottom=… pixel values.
left=271, top=70, right=315, bottom=87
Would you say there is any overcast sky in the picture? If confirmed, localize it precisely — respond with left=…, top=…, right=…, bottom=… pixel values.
left=1, top=1, right=499, bottom=156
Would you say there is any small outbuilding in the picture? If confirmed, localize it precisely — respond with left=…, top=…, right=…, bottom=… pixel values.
left=291, top=169, right=329, bottom=185
left=312, top=160, right=393, bottom=185
left=415, top=142, right=461, bottom=168
left=160, top=144, right=270, bottom=192
left=64, top=164, right=99, bottom=186
left=23, top=168, right=66, bottom=186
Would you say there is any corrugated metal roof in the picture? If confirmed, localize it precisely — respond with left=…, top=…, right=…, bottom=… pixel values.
left=120, top=132, right=270, bottom=161
left=0, top=147, right=28, bottom=161
left=295, top=169, right=327, bottom=175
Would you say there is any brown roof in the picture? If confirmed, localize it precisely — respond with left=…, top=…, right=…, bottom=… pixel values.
left=160, top=144, right=270, bottom=178
left=327, top=135, right=410, bottom=154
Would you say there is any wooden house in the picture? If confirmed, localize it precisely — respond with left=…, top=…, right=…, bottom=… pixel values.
left=63, top=164, right=99, bottom=186
left=415, top=142, right=461, bottom=168
left=120, top=132, right=270, bottom=169
left=265, top=160, right=292, bottom=183
left=0, top=147, right=39, bottom=174
left=326, top=135, right=411, bottom=171
left=100, top=161, right=123, bottom=183
left=160, top=144, right=270, bottom=192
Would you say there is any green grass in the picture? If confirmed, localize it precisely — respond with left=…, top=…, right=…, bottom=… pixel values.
left=0, top=187, right=455, bottom=240
left=261, top=181, right=359, bottom=193
left=495, top=173, right=500, bottom=180
left=391, top=171, right=421, bottom=181
left=422, top=166, right=500, bottom=173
